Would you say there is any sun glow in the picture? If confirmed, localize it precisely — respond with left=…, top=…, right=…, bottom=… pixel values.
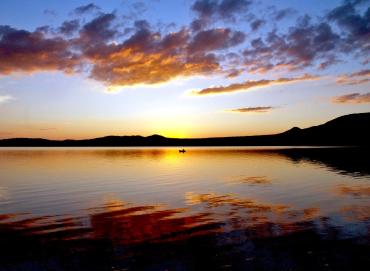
left=159, top=128, right=188, bottom=139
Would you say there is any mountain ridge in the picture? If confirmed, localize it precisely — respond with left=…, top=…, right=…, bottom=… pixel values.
left=0, top=112, right=369, bottom=146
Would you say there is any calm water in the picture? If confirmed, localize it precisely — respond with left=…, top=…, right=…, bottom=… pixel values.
left=0, top=147, right=369, bottom=270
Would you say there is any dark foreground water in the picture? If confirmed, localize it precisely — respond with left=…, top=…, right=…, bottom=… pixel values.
left=0, top=147, right=369, bottom=271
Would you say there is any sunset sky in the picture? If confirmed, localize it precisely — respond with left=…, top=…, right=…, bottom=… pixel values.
left=0, top=0, right=369, bottom=139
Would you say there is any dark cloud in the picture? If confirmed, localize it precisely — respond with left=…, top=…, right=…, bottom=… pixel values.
left=58, top=20, right=80, bottom=36
left=189, top=0, right=253, bottom=32
left=332, top=92, right=370, bottom=104
left=192, top=74, right=318, bottom=95
left=250, top=19, right=265, bottom=31
left=192, top=0, right=252, bottom=21
left=188, top=28, right=245, bottom=53
left=327, top=0, right=370, bottom=57
left=192, top=0, right=220, bottom=19
left=190, top=19, right=207, bottom=32
left=273, top=8, right=297, bottom=21
left=0, top=26, right=79, bottom=75
left=74, top=3, right=100, bottom=15
left=243, top=18, right=341, bottom=73
left=134, top=20, right=150, bottom=30
left=0, top=25, right=14, bottom=36
left=218, top=0, right=252, bottom=18
left=35, top=26, right=51, bottom=35
left=79, top=13, right=117, bottom=44
left=239, top=1, right=369, bottom=74
left=226, top=106, right=275, bottom=113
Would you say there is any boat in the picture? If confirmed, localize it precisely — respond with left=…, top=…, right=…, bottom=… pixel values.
left=179, top=149, right=186, bottom=153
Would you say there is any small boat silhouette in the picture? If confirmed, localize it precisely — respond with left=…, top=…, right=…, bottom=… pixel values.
left=179, top=149, right=186, bottom=153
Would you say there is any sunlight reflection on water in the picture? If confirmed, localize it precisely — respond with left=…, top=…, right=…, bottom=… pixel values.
left=0, top=147, right=369, bottom=270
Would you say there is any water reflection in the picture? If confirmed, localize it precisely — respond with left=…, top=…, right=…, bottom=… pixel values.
left=335, top=184, right=370, bottom=197
left=228, top=176, right=272, bottom=185
left=0, top=194, right=369, bottom=270
left=0, top=147, right=369, bottom=270
left=278, top=147, right=370, bottom=177
left=1, top=147, right=369, bottom=177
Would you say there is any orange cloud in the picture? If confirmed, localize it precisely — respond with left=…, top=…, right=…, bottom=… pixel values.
left=192, top=74, right=319, bottom=95
left=335, top=69, right=370, bottom=85
left=225, top=106, right=275, bottom=113
left=1, top=1, right=368, bottom=90
left=332, top=92, right=370, bottom=104
left=2, top=18, right=245, bottom=87
left=90, top=46, right=221, bottom=87
left=88, top=26, right=247, bottom=87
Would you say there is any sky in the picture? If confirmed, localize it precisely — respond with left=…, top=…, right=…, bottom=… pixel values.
left=0, top=0, right=369, bottom=139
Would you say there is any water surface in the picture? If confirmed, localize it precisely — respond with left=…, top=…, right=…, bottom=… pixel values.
left=0, top=147, right=369, bottom=270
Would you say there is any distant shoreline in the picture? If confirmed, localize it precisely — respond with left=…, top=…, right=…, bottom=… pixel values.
left=1, top=112, right=369, bottom=147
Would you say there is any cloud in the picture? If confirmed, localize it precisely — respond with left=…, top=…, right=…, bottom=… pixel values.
left=88, top=27, right=221, bottom=86
left=325, top=0, right=370, bottom=65
left=225, top=106, right=275, bottom=113
left=39, top=128, right=58, bottom=131
left=74, top=3, right=100, bottom=15
left=336, top=69, right=370, bottom=85
left=240, top=1, right=369, bottom=74
left=243, top=18, right=342, bottom=73
left=0, top=95, right=12, bottom=104
left=190, top=0, right=253, bottom=31
left=351, top=69, right=370, bottom=77
left=192, top=0, right=252, bottom=20
left=272, top=8, right=297, bottom=21
left=332, top=92, right=370, bottom=104
left=327, top=0, right=370, bottom=44
left=188, top=28, right=245, bottom=53
left=0, top=1, right=368, bottom=89
left=250, top=19, right=265, bottom=31
left=82, top=20, right=245, bottom=87
left=192, top=74, right=318, bottom=95
left=0, top=26, right=80, bottom=74
left=58, top=20, right=80, bottom=36
left=79, top=13, right=117, bottom=44
left=0, top=12, right=226, bottom=87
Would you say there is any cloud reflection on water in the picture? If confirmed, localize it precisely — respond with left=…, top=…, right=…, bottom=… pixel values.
left=0, top=147, right=369, bottom=270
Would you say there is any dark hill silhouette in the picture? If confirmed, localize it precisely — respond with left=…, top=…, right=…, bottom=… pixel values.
left=0, top=112, right=369, bottom=147
left=277, top=147, right=370, bottom=177
left=278, top=112, right=370, bottom=145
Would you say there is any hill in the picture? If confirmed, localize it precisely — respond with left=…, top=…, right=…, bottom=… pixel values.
left=0, top=112, right=369, bottom=147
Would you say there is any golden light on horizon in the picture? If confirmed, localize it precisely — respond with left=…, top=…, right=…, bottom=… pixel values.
left=160, top=128, right=188, bottom=138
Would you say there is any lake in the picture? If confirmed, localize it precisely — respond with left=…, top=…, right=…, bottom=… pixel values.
left=0, top=147, right=369, bottom=270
